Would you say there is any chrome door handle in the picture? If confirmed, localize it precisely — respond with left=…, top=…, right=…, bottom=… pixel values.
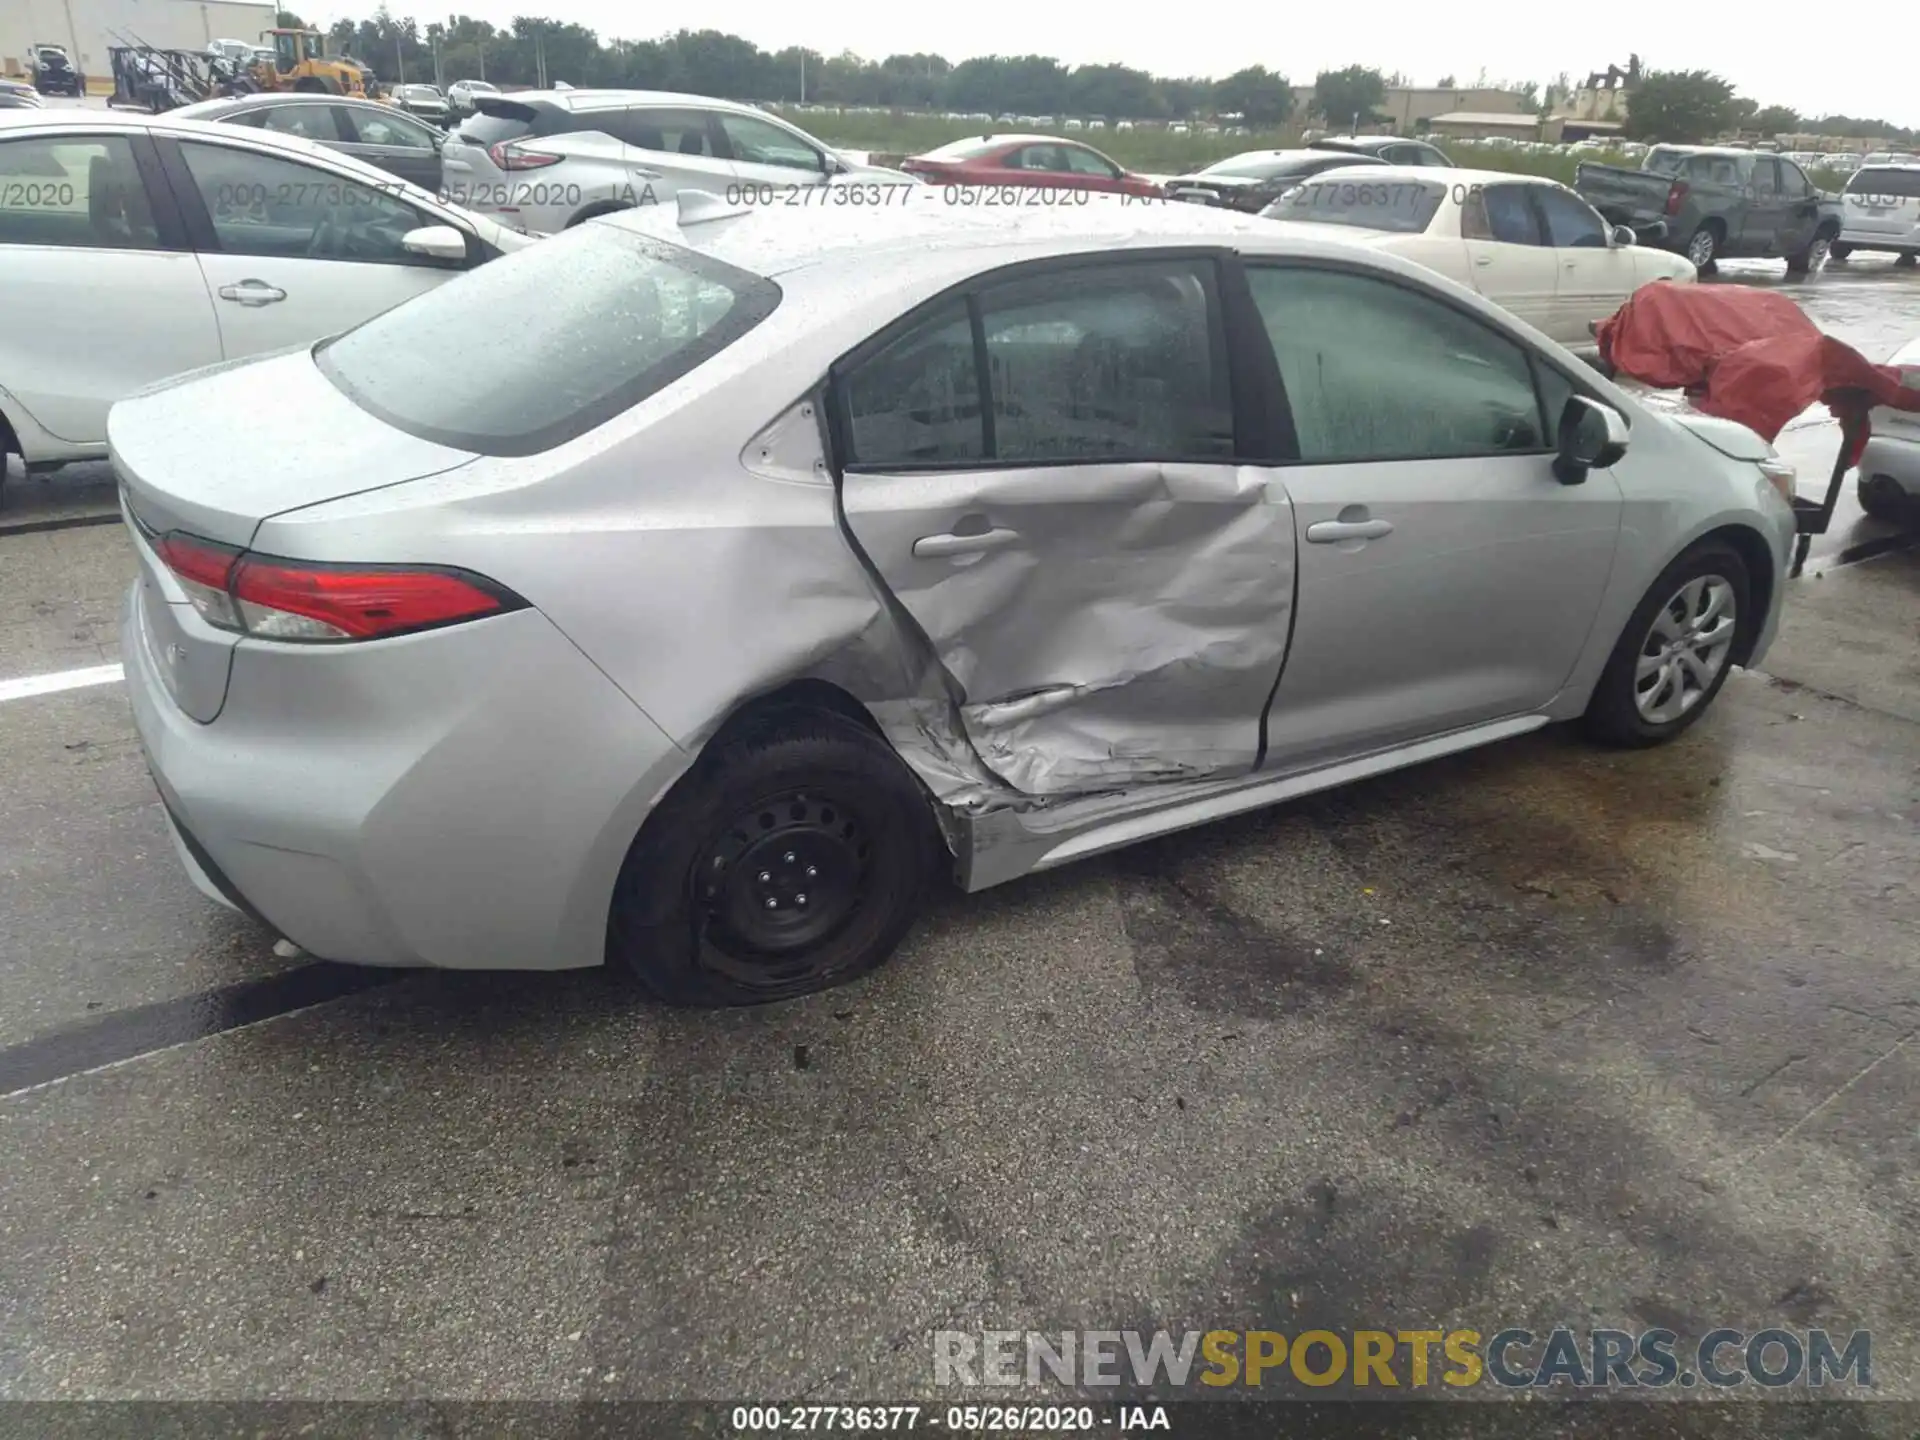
left=1306, top=518, right=1393, bottom=543
left=913, top=526, right=1021, bottom=558
left=217, top=280, right=287, bottom=306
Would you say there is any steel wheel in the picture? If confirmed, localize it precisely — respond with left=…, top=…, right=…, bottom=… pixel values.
left=1633, top=575, right=1737, bottom=725
left=693, top=788, right=876, bottom=990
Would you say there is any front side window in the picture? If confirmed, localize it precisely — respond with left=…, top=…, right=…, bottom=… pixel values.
left=317, top=225, right=778, bottom=455
left=840, top=259, right=1234, bottom=467
left=1779, top=160, right=1815, bottom=198
left=718, top=114, right=822, bottom=172
left=0, top=134, right=160, bottom=250
left=1535, top=186, right=1608, bottom=248
left=1060, top=146, right=1118, bottom=178
left=176, top=141, right=438, bottom=264
left=1247, top=265, right=1547, bottom=463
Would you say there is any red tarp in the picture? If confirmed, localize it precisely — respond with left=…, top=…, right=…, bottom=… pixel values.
left=1593, top=282, right=1920, bottom=461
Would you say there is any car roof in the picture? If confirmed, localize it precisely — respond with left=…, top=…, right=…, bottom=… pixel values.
left=171, top=93, right=406, bottom=116
left=606, top=185, right=1459, bottom=282
left=0, top=107, right=437, bottom=175
left=494, top=87, right=775, bottom=118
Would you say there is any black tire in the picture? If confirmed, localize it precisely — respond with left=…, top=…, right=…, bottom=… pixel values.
left=1858, top=473, right=1913, bottom=524
left=1829, top=241, right=1854, bottom=261
left=1581, top=541, right=1750, bottom=749
left=607, top=709, right=940, bottom=1007
left=1897, top=251, right=1918, bottom=268
left=1685, top=223, right=1720, bottom=271
left=1786, top=228, right=1835, bottom=275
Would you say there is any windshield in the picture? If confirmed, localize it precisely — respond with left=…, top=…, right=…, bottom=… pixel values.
left=1262, top=176, right=1444, bottom=233
left=315, top=226, right=781, bottom=456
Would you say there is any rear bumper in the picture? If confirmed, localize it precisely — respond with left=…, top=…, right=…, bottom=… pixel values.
left=123, top=581, right=690, bottom=971
left=1836, top=224, right=1920, bottom=251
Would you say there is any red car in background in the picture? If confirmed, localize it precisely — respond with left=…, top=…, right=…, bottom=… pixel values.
left=899, top=133, right=1164, bottom=197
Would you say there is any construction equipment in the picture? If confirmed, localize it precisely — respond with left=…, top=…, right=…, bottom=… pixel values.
left=107, top=44, right=221, bottom=111
left=248, top=29, right=367, bottom=97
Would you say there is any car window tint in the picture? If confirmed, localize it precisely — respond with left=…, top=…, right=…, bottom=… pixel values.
left=176, top=141, right=438, bottom=264
left=1247, top=265, right=1547, bottom=463
left=1481, top=184, right=1544, bottom=244
left=1536, top=186, right=1607, bottom=248
left=605, top=108, right=715, bottom=156
left=255, top=103, right=345, bottom=142
left=348, top=108, right=434, bottom=148
left=979, top=260, right=1233, bottom=462
left=842, top=303, right=985, bottom=465
left=0, top=134, right=160, bottom=250
left=318, top=225, right=776, bottom=455
left=718, top=113, right=821, bottom=171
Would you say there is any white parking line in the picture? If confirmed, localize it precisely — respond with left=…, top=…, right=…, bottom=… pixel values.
left=0, top=663, right=124, bottom=704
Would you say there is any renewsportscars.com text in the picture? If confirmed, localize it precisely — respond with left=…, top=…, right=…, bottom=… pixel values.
left=933, top=1326, right=1872, bottom=1390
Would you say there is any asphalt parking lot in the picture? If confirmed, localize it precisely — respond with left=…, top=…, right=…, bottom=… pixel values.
left=2, top=257, right=1919, bottom=1425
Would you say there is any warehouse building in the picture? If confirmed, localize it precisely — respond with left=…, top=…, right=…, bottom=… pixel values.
left=2, top=0, right=275, bottom=89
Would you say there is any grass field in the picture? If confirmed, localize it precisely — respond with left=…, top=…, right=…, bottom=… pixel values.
left=768, top=106, right=1858, bottom=190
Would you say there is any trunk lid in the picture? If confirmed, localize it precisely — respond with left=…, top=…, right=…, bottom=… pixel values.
left=110, top=346, right=478, bottom=548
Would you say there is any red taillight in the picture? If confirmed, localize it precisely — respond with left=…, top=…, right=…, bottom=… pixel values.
left=152, top=531, right=520, bottom=643
left=488, top=140, right=561, bottom=171
left=1665, top=180, right=1688, bottom=216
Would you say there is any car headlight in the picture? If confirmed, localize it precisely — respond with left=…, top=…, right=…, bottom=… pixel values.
left=1757, top=456, right=1797, bottom=506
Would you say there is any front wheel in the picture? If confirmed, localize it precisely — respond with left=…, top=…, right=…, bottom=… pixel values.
left=608, top=711, right=940, bottom=1007
left=1582, top=542, right=1750, bottom=748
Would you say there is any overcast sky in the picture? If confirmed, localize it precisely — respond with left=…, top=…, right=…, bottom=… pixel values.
left=312, top=2, right=1918, bottom=130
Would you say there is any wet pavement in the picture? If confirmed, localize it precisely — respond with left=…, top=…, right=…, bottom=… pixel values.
left=2, top=258, right=1919, bottom=1421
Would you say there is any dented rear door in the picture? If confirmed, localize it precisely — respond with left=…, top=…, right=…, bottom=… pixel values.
left=830, top=251, right=1297, bottom=798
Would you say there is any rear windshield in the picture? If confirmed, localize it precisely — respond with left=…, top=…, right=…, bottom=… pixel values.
left=1643, top=147, right=1690, bottom=175
left=1198, top=153, right=1317, bottom=181
left=1262, top=176, right=1443, bottom=233
left=454, top=107, right=536, bottom=145
left=315, top=226, right=781, bottom=456
left=1846, top=167, right=1920, bottom=199
left=917, top=136, right=1007, bottom=161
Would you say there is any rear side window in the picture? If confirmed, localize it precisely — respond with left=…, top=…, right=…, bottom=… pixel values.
left=839, top=258, right=1233, bottom=467
left=0, top=134, right=160, bottom=250
left=316, top=226, right=781, bottom=456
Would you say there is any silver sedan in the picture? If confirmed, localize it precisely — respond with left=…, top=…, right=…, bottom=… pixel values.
left=113, top=192, right=1800, bottom=1006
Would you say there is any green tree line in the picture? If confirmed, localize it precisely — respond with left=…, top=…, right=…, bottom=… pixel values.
left=279, top=11, right=1913, bottom=145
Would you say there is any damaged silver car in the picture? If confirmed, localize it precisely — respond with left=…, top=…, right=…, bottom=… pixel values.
left=114, top=190, right=1799, bottom=1006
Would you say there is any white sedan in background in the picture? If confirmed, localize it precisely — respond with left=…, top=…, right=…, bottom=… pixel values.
left=0, top=109, right=530, bottom=480
left=1857, top=335, right=1920, bottom=523
left=1261, top=166, right=1696, bottom=350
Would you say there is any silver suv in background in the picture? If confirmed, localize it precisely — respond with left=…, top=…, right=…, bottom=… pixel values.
left=1832, top=163, right=1920, bottom=265
left=439, top=88, right=919, bottom=233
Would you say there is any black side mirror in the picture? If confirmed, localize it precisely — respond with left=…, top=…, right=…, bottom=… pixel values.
left=1554, top=395, right=1630, bottom=484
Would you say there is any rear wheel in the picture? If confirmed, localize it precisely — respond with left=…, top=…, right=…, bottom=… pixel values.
left=1685, top=224, right=1720, bottom=271
left=1897, top=251, right=1918, bottom=268
left=1582, top=542, right=1749, bottom=748
left=608, top=711, right=940, bottom=1007
left=1829, top=241, right=1854, bottom=261
left=1858, top=473, right=1913, bottom=523
left=1786, top=229, right=1834, bottom=274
